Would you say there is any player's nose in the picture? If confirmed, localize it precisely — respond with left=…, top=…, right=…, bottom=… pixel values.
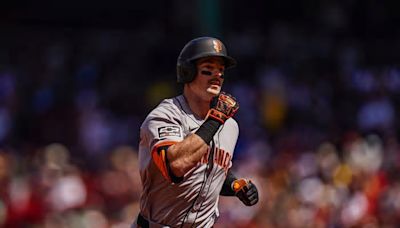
left=216, top=72, right=224, bottom=79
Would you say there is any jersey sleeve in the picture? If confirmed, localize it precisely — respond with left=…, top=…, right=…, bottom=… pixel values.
left=144, top=116, right=184, bottom=148
left=141, top=110, right=184, bottom=183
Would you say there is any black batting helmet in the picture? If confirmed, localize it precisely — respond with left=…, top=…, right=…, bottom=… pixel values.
left=177, top=37, right=237, bottom=83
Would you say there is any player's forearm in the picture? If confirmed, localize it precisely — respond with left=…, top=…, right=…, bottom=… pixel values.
left=167, top=134, right=208, bottom=177
left=167, top=91, right=241, bottom=178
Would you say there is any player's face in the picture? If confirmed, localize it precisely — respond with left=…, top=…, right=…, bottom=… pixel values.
left=189, top=57, right=225, bottom=101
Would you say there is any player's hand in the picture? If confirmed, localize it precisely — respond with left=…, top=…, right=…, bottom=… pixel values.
left=232, top=178, right=259, bottom=206
left=207, top=92, right=239, bottom=124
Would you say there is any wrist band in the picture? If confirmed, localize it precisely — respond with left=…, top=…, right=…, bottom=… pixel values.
left=195, top=119, right=221, bottom=144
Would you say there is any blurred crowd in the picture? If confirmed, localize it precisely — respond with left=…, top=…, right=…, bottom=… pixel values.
left=0, top=144, right=141, bottom=227
left=1, top=1, right=400, bottom=227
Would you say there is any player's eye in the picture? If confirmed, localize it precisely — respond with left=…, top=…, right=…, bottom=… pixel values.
left=200, top=70, right=212, bottom=76
left=200, top=70, right=224, bottom=78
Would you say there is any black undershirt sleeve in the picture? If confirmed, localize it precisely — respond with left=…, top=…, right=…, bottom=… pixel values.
left=159, top=145, right=184, bottom=184
left=220, top=169, right=237, bottom=196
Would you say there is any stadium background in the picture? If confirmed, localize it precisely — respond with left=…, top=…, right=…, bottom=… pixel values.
left=1, top=1, right=400, bottom=227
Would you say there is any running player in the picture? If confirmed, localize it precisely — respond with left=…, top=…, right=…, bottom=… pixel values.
left=133, top=37, right=259, bottom=228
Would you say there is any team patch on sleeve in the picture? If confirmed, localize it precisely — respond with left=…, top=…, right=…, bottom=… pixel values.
left=158, top=126, right=181, bottom=138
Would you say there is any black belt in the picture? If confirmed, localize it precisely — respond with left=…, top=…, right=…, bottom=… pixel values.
left=137, top=214, right=149, bottom=228
left=136, top=214, right=214, bottom=228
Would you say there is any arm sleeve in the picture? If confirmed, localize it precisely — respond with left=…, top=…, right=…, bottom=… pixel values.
left=220, top=169, right=237, bottom=196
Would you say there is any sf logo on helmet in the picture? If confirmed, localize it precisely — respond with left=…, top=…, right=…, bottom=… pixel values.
left=213, top=40, right=222, bottom=53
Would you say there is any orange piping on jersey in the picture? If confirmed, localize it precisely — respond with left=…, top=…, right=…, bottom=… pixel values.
left=151, top=140, right=178, bottom=182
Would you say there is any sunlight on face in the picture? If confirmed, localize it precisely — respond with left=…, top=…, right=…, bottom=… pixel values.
left=189, top=57, right=225, bottom=100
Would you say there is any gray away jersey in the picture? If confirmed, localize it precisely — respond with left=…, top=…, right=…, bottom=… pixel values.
left=137, top=95, right=239, bottom=228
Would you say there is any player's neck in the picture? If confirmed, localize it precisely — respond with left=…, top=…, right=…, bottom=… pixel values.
left=183, top=89, right=210, bottom=119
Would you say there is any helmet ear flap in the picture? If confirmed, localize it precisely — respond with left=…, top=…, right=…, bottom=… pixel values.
left=177, top=61, right=197, bottom=83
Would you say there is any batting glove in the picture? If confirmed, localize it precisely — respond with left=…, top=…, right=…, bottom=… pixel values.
left=232, top=178, right=259, bottom=206
left=207, top=92, right=239, bottom=124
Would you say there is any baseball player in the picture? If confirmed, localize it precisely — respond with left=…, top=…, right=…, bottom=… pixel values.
left=133, top=37, right=259, bottom=228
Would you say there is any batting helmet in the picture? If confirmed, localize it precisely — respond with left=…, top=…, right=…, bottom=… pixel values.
left=177, top=37, right=237, bottom=83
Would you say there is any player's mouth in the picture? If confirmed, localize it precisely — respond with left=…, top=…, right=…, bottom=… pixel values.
left=208, top=79, right=221, bottom=86
left=207, top=80, right=221, bottom=95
